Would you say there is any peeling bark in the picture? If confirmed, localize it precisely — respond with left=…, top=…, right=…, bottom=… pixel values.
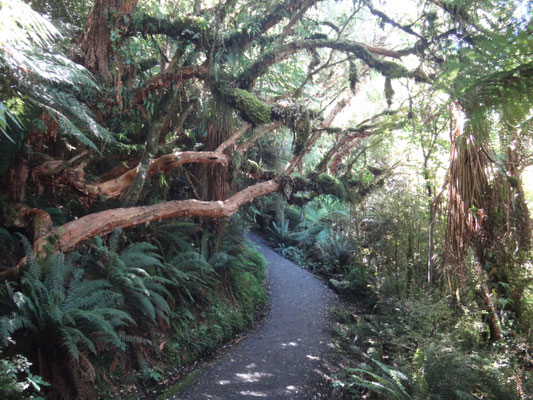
left=7, top=204, right=53, bottom=241
left=83, top=151, right=230, bottom=199
left=33, top=124, right=252, bottom=202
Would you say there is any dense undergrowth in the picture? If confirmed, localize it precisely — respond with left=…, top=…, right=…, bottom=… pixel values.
left=256, top=193, right=533, bottom=400
left=0, top=220, right=266, bottom=399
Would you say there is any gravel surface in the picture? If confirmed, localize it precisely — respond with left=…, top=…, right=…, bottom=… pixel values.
left=173, top=233, right=338, bottom=399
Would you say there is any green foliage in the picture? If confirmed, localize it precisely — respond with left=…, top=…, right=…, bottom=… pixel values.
left=0, top=0, right=113, bottom=152
left=333, top=289, right=525, bottom=400
left=339, top=357, right=412, bottom=400
left=163, top=249, right=215, bottom=304
left=0, top=224, right=268, bottom=399
left=0, top=252, right=133, bottom=358
left=87, top=232, right=171, bottom=323
left=275, top=244, right=306, bottom=265
left=414, top=344, right=520, bottom=400
left=321, top=235, right=353, bottom=267
left=0, top=354, right=49, bottom=400
left=317, top=174, right=347, bottom=200
left=269, top=219, right=298, bottom=245
left=0, top=101, right=21, bottom=143
left=159, top=237, right=267, bottom=366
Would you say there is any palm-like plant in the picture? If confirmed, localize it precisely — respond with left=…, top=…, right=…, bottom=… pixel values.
left=0, top=252, right=133, bottom=399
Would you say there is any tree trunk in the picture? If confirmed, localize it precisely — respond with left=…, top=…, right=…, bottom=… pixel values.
left=422, top=157, right=435, bottom=285
left=79, top=0, right=138, bottom=81
left=122, top=91, right=176, bottom=206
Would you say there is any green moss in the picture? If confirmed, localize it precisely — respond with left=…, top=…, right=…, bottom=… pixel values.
left=349, top=60, right=359, bottom=92
left=270, top=104, right=311, bottom=155
left=384, top=77, right=394, bottom=107
left=218, top=87, right=272, bottom=125
left=242, top=159, right=262, bottom=175
left=230, top=152, right=242, bottom=183
left=317, top=173, right=346, bottom=200
left=293, top=112, right=311, bottom=156
left=376, top=60, right=410, bottom=79
left=156, top=370, right=200, bottom=400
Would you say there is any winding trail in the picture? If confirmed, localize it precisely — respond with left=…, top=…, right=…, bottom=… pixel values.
left=174, top=233, right=338, bottom=399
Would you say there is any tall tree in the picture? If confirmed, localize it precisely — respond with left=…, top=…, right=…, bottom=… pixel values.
left=0, top=0, right=530, bottom=269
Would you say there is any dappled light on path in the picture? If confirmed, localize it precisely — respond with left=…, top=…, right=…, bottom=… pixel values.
left=175, top=233, right=337, bottom=399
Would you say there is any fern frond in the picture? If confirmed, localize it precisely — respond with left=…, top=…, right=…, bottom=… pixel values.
left=120, top=242, right=163, bottom=269
left=130, top=291, right=156, bottom=321
left=109, top=228, right=123, bottom=253
left=0, top=314, right=36, bottom=346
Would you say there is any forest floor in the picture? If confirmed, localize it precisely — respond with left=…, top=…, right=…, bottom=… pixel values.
left=170, top=233, right=339, bottom=399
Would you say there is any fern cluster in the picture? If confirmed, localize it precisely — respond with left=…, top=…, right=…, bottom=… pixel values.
left=266, top=197, right=358, bottom=276
left=0, top=251, right=133, bottom=399
left=87, top=232, right=171, bottom=323
left=0, top=222, right=267, bottom=399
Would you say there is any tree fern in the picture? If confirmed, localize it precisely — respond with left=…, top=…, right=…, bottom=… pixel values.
left=0, top=0, right=114, bottom=151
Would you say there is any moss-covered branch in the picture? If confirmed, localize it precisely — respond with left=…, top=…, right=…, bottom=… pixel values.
left=240, top=160, right=277, bottom=180
left=128, top=14, right=209, bottom=45
left=223, top=0, right=318, bottom=51
left=215, top=88, right=313, bottom=156
left=364, top=1, right=424, bottom=39
left=316, top=110, right=403, bottom=173
left=281, top=172, right=386, bottom=205
left=216, top=87, right=272, bottom=125
left=237, top=38, right=428, bottom=89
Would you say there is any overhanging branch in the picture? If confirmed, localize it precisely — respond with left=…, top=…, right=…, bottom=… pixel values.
left=35, top=180, right=281, bottom=254
left=237, top=38, right=429, bottom=89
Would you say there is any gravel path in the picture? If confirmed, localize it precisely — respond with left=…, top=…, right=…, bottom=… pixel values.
left=174, top=233, right=338, bottom=399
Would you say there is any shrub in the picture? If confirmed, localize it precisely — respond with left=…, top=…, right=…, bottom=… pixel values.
left=0, top=354, right=48, bottom=399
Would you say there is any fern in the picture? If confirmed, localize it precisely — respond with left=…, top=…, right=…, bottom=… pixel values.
left=0, top=252, right=132, bottom=360
left=0, top=0, right=114, bottom=151
left=15, top=233, right=41, bottom=281
left=0, top=228, right=13, bottom=252
left=161, top=249, right=216, bottom=303
left=269, top=219, right=299, bottom=245
left=343, top=357, right=413, bottom=400
left=87, top=234, right=172, bottom=323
